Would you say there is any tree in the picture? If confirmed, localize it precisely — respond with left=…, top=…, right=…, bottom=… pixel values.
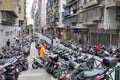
left=26, top=24, right=33, bottom=29
left=26, top=24, right=33, bottom=34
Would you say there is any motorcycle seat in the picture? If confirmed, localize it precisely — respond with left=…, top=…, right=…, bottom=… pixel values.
left=79, top=63, right=87, bottom=68
left=69, top=60, right=80, bottom=69
left=0, top=59, right=7, bottom=65
left=83, top=68, right=107, bottom=78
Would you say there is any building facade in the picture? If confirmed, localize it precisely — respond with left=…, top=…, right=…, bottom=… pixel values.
left=31, top=0, right=47, bottom=32
left=63, top=0, right=78, bottom=40
left=80, top=0, right=120, bottom=47
left=17, top=0, right=27, bottom=34
left=62, top=0, right=120, bottom=47
left=0, top=0, right=23, bottom=48
left=46, top=0, right=66, bottom=38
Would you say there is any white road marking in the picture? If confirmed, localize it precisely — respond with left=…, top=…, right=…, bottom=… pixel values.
left=19, top=73, right=48, bottom=77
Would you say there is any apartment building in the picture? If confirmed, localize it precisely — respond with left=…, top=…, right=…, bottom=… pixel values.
left=17, top=0, right=27, bottom=32
left=31, top=0, right=47, bottom=32
left=46, top=0, right=66, bottom=38
left=104, top=0, right=120, bottom=47
left=31, top=0, right=39, bottom=31
left=0, top=0, right=22, bottom=47
left=79, top=0, right=120, bottom=47
left=62, top=0, right=120, bottom=47
left=63, top=0, right=78, bottom=40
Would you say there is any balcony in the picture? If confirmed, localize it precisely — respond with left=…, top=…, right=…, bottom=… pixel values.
left=106, top=0, right=120, bottom=7
left=66, top=0, right=74, bottom=4
left=1, top=11, right=16, bottom=24
left=80, top=6, right=103, bottom=26
left=83, top=0, right=99, bottom=8
left=63, top=15, right=77, bottom=27
left=0, top=0, right=19, bottom=17
left=82, top=22, right=97, bottom=26
left=64, top=0, right=78, bottom=8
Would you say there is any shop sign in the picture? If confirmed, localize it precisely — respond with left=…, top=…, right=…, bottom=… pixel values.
left=71, top=29, right=78, bottom=34
left=97, top=28, right=107, bottom=34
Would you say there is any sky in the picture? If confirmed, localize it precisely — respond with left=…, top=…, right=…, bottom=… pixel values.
left=26, top=0, right=34, bottom=24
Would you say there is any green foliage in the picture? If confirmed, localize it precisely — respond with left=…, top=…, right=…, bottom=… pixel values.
left=26, top=24, right=33, bottom=29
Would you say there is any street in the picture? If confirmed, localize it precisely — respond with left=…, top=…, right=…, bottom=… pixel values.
left=18, top=42, right=55, bottom=80
left=0, top=0, right=120, bottom=80
left=18, top=33, right=117, bottom=80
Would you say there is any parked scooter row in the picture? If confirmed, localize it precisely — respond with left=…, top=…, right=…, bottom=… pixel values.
left=60, top=39, right=120, bottom=62
left=32, top=38, right=95, bottom=78
left=53, top=43, right=118, bottom=80
left=0, top=35, right=31, bottom=80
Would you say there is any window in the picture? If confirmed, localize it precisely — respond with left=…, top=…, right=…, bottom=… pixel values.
left=10, top=31, right=12, bottom=35
left=6, top=32, right=9, bottom=36
left=116, top=7, right=120, bottom=21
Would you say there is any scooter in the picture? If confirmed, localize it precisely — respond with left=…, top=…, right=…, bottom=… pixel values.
left=0, top=65, right=6, bottom=80
left=32, top=56, right=49, bottom=69
left=46, top=55, right=59, bottom=78
left=75, top=56, right=117, bottom=80
left=4, top=57, right=20, bottom=80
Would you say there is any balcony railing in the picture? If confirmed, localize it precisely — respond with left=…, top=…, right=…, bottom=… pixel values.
left=2, top=11, right=16, bottom=24
left=64, top=0, right=78, bottom=8
left=63, top=15, right=77, bottom=27
left=114, top=0, right=120, bottom=2
left=83, top=0, right=99, bottom=8
left=106, top=0, right=120, bottom=7
left=80, top=6, right=103, bottom=25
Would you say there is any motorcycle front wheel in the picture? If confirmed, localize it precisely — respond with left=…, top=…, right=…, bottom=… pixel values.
left=52, top=69, right=58, bottom=78
left=32, top=62, right=38, bottom=69
left=103, top=74, right=109, bottom=80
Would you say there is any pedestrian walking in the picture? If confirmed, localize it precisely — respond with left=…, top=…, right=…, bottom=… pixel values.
left=6, top=39, right=10, bottom=47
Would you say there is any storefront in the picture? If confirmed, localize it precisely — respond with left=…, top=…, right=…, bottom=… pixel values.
left=89, top=28, right=118, bottom=47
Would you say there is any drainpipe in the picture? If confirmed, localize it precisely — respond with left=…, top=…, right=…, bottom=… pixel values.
left=110, top=33, right=112, bottom=47
left=97, top=33, right=99, bottom=45
left=118, top=28, right=120, bottom=48
left=117, top=25, right=120, bottom=47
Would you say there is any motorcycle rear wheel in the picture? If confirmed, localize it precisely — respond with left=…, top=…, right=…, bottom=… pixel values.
left=23, top=60, right=29, bottom=70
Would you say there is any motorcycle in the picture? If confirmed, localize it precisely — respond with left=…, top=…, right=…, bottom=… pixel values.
left=0, top=65, right=6, bottom=80
left=17, top=55, right=29, bottom=72
left=32, top=56, right=49, bottom=69
left=75, top=56, right=118, bottom=80
left=46, top=54, right=59, bottom=78
left=4, top=57, right=20, bottom=80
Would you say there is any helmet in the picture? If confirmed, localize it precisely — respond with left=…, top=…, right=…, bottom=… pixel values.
left=43, top=44, right=48, bottom=49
